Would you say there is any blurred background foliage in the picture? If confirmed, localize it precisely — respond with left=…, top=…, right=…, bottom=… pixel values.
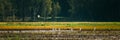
left=0, top=0, right=120, bottom=22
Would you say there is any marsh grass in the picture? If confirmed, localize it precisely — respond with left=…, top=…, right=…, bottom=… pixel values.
left=0, top=22, right=120, bottom=30
left=0, top=22, right=120, bottom=26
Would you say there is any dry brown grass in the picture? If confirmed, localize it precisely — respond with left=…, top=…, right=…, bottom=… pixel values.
left=0, top=26, right=119, bottom=30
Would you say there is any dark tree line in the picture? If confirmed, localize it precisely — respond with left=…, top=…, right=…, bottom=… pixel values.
left=0, top=0, right=120, bottom=22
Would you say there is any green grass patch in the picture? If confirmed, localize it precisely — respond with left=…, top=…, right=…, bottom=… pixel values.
left=0, top=22, right=120, bottom=27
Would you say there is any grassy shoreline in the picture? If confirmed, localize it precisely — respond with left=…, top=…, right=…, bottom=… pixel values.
left=0, top=22, right=120, bottom=30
